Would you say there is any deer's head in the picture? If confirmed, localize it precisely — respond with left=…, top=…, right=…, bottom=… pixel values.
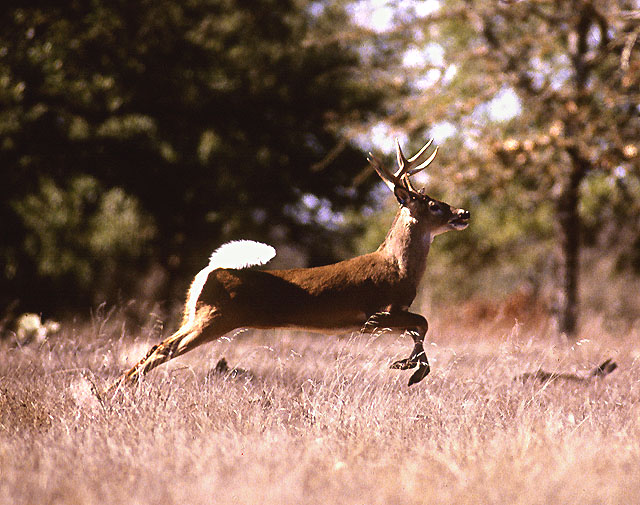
left=368, top=139, right=470, bottom=237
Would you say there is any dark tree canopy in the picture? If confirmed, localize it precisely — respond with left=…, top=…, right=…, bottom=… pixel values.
left=0, top=0, right=384, bottom=315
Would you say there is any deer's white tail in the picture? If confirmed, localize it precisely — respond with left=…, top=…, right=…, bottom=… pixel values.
left=207, top=240, right=276, bottom=269
left=185, top=240, right=276, bottom=325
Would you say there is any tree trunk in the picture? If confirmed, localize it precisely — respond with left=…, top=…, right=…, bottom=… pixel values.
left=556, top=161, right=585, bottom=336
left=556, top=4, right=592, bottom=336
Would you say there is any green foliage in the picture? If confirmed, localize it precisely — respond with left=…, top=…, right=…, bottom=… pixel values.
left=424, top=196, right=555, bottom=303
left=12, top=175, right=155, bottom=289
left=0, top=0, right=384, bottom=313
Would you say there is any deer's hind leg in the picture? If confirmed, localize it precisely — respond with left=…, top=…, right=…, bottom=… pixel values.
left=107, top=307, right=235, bottom=393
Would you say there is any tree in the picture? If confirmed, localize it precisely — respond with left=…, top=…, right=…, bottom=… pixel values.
left=0, top=0, right=384, bottom=315
left=349, top=0, right=640, bottom=334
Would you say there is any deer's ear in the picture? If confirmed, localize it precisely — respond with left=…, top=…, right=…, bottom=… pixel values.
left=394, top=185, right=412, bottom=206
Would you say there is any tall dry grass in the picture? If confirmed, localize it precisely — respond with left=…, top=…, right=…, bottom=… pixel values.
left=1, top=307, right=639, bottom=504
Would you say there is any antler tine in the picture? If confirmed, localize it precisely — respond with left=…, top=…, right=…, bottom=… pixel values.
left=371, top=138, right=439, bottom=193
left=407, top=138, right=433, bottom=165
left=394, top=138, right=437, bottom=178
left=395, top=138, right=408, bottom=177
left=367, top=152, right=396, bottom=191
left=406, top=146, right=438, bottom=176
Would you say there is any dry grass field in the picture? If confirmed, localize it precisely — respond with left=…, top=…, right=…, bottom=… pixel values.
left=1, top=307, right=639, bottom=505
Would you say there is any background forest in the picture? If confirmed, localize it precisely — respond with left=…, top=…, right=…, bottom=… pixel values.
left=2, top=0, right=640, bottom=336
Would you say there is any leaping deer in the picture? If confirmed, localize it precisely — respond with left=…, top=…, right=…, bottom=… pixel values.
left=108, top=138, right=469, bottom=392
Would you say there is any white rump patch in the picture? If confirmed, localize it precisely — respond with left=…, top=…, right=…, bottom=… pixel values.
left=207, top=240, right=276, bottom=269
left=184, top=240, right=276, bottom=325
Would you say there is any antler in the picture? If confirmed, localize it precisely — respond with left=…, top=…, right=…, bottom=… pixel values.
left=396, top=138, right=438, bottom=177
left=368, top=138, right=438, bottom=193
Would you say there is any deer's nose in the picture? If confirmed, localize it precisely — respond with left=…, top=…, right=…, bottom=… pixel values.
left=458, top=209, right=470, bottom=220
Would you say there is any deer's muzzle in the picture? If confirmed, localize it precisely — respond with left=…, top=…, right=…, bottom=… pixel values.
left=451, top=209, right=470, bottom=230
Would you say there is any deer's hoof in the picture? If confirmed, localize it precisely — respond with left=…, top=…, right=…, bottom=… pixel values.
left=407, top=363, right=430, bottom=386
left=390, top=358, right=417, bottom=370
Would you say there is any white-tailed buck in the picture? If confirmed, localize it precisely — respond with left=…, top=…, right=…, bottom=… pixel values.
left=108, top=138, right=469, bottom=392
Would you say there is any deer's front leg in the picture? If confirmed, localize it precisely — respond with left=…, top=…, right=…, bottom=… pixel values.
left=363, top=310, right=430, bottom=386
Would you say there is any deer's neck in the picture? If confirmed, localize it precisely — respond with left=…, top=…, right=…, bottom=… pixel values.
left=377, top=206, right=432, bottom=281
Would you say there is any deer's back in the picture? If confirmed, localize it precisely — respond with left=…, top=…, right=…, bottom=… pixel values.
left=201, top=253, right=416, bottom=329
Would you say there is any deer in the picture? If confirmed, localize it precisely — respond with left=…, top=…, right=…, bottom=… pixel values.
left=107, top=138, right=469, bottom=394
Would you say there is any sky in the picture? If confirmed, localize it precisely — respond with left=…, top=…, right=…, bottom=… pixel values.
left=347, top=0, right=440, bottom=30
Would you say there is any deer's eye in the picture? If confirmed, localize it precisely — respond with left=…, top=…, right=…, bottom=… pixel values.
left=429, top=201, right=444, bottom=215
